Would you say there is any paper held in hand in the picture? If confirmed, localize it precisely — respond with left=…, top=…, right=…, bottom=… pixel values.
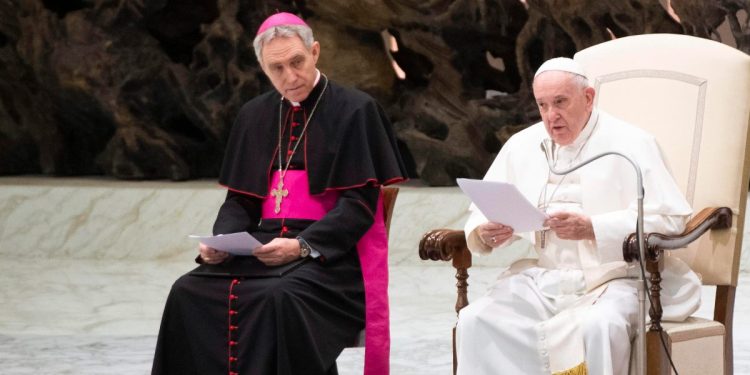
left=456, top=178, right=548, bottom=233
left=189, top=232, right=263, bottom=256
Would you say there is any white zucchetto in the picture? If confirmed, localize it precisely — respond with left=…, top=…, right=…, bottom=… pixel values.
left=534, top=57, right=587, bottom=79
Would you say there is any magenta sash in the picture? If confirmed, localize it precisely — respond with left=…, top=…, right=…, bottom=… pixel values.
left=262, top=170, right=390, bottom=375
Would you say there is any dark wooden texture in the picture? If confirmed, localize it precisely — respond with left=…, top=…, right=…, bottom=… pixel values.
left=419, top=229, right=472, bottom=314
left=647, top=331, right=671, bottom=374
left=382, top=187, right=399, bottom=235
left=2, top=1, right=746, bottom=184
left=716, top=285, right=736, bottom=375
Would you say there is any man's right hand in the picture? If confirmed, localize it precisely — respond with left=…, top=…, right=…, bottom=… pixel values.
left=199, top=243, right=230, bottom=264
left=477, top=222, right=514, bottom=247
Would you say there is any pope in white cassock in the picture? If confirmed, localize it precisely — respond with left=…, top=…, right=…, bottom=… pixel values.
left=456, top=57, right=702, bottom=375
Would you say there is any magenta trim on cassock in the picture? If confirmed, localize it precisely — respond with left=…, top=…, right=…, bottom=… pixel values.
left=356, top=189, right=390, bottom=375
left=261, top=170, right=390, bottom=375
left=262, top=170, right=338, bottom=219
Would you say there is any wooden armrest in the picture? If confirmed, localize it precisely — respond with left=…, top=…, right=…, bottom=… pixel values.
left=419, top=229, right=472, bottom=315
left=419, top=229, right=468, bottom=262
left=622, top=206, right=733, bottom=261
left=621, top=206, right=733, bottom=332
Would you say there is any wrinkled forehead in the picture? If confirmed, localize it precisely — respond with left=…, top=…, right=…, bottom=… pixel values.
left=261, top=36, right=308, bottom=63
left=533, top=72, right=579, bottom=98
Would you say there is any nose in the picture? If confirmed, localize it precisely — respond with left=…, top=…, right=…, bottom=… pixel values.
left=282, top=67, right=298, bottom=84
left=542, top=106, right=560, bottom=121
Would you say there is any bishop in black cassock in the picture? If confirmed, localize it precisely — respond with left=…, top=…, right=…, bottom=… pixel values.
left=151, top=12, right=407, bottom=375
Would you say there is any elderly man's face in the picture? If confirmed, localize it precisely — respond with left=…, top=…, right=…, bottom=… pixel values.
left=533, top=71, right=595, bottom=146
left=260, top=36, right=320, bottom=103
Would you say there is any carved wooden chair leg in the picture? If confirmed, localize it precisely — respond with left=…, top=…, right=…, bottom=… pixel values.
left=418, top=229, right=472, bottom=375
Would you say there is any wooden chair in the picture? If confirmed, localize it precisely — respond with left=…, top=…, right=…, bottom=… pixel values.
left=419, top=34, right=750, bottom=375
left=382, top=186, right=399, bottom=235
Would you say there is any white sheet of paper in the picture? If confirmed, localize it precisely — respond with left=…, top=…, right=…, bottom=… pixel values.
left=189, top=232, right=263, bottom=256
left=457, top=178, right=548, bottom=233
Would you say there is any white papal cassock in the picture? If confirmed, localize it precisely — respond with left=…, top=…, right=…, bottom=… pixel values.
left=457, top=109, right=701, bottom=375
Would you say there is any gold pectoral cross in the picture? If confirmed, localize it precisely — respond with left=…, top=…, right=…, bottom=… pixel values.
left=270, top=178, right=288, bottom=214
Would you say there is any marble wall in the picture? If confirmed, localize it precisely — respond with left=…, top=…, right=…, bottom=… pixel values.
left=1, top=176, right=749, bottom=268
left=0, top=178, right=225, bottom=261
left=0, top=177, right=473, bottom=264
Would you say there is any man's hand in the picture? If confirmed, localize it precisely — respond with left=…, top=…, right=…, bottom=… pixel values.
left=477, top=222, right=514, bottom=247
left=199, top=243, right=231, bottom=264
left=546, top=212, right=595, bottom=240
left=254, top=238, right=302, bottom=266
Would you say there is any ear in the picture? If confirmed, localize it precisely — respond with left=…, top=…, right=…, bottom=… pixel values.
left=311, top=41, right=320, bottom=64
left=584, top=86, right=596, bottom=111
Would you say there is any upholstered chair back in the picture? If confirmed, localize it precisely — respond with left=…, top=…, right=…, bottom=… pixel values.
left=575, top=34, right=750, bottom=288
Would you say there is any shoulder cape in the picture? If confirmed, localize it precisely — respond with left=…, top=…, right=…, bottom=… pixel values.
left=219, top=80, right=408, bottom=197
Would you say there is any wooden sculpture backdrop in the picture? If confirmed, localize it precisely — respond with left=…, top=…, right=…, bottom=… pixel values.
left=0, top=0, right=747, bottom=185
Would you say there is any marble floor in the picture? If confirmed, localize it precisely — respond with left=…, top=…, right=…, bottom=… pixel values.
left=1, top=260, right=748, bottom=374
left=1, top=178, right=749, bottom=374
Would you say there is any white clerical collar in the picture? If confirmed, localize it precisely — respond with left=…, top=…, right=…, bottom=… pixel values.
left=289, top=70, right=322, bottom=107
left=563, top=108, right=599, bottom=150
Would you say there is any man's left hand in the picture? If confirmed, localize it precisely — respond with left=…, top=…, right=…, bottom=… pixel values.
left=546, top=212, right=595, bottom=241
left=254, top=238, right=302, bottom=266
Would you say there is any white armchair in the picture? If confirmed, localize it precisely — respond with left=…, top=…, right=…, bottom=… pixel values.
left=575, top=33, right=750, bottom=375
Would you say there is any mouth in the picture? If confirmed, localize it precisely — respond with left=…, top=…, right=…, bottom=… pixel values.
left=551, top=125, right=566, bottom=132
left=286, top=85, right=303, bottom=94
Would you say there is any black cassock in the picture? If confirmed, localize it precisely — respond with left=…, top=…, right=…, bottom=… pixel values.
left=152, top=77, right=407, bottom=375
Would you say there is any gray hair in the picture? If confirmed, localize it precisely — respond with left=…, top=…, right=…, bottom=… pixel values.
left=253, top=24, right=314, bottom=63
left=570, top=73, right=591, bottom=90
